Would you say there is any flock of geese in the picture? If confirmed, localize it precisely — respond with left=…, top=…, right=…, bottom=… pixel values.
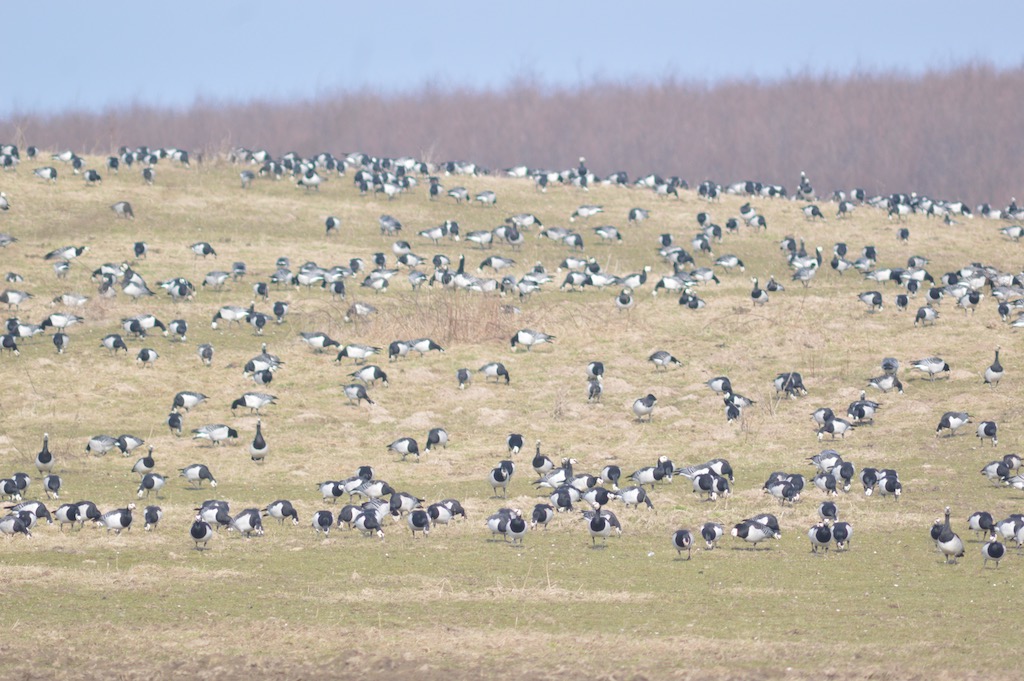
left=0, top=144, right=1022, bottom=566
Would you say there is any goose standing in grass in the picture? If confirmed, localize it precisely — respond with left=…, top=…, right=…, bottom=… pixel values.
left=586, top=507, right=621, bottom=546
left=982, top=536, right=1005, bottom=567
left=671, top=529, right=693, bottom=559
left=968, top=511, right=995, bottom=538
left=511, top=329, right=554, bottom=351
left=808, top=521, right=832, bottom=553
left=615, top=287, right=635, bottom=311
left=910, top=357, right=949, bottom=381
left=750, top=278, right=768, bottom=306
left=936, top=411, right=971, bottom=436
left=831, top=522, right=853, bottom=550
left=488, top=461, right=515, bottom=497
left=132, top=446, right=156, bottom=477
left=984, top=347, right=1003, bottom=386
left=936, top=507, right=965, bottom=564
left=34, top=434, right=54, bottom=474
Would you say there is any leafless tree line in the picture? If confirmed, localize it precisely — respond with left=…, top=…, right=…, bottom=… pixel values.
left=2, top=63, right=1021, bottom=204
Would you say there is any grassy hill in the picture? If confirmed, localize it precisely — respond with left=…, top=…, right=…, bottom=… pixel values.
left=0, top=157, right=1019, bottom=679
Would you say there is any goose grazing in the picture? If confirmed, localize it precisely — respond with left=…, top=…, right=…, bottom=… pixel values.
left=137, top=473, right=166, bottom=499
left=190, top=242, right=216, bottom=258
left=342, top=384, right=374, bottom=405
left=671, top=529, right=693, bottom=559
left=832, top=521, right=853, bottom=550
left=982, top=536, right=1005, bottom=567
left=570, top=205, right=603, bottom=221
left=701, top=522, right=724, bottom=549
left=808, top=521, right=832, bottom=553
left=191, top=424, right=239, bottom=446
left=98, top=503, right=135, bottom=534
left=914, top=306, right=939, bottom=327
left=230, top=508, right=264, bottom=537
left=167, top=412, right=183, bottom=436
left=510, top=329, right=554, bottom=351
left=100, top=334, right=128, bottom=354
left=312, top=510, right=334, bottom=537
left=910, top=357, right=949, bottom=381
left=136, top=348, right=159, bottom=367
left=424, top=428, right=448, bottom=454
left=632, top=394, right=657, bottom=422
left=975, top=421, right=998, bottom=446
left=648, top=350, right=681, bottom=370
left=936, top=507, right=965, bottom=564
left=0, top=514, right=31, bottom=538
left=34, top=433, right=54, bottom=474
left=180, top=464, right=217, bottom=489
left=479, top=362, right=510, bottom=384
left=691, top=472, right=729, bottom=501
left=935, top=411, right=971, bottom=437
left=34, top=167, right=57, bottom=182
left=750, top=278, right=768, bottom=306
left=867, top=374, right=903, bottom=394
left=818, top=418, right=854, bottom=441
left=980, top=460, right=1009, bottom=485
left=810, top=407, right=835, bottom=427
left=387, top=437, right=419, bottom=461
left=231, top=392, right=277, bottom=415
left=847, top=391, right=879, bottom=424
left=86, top=435, right=118, bottom=456
left=52, top=332, right=69, bottom=354
left=859, top=291, right=883, bottom=312
left=299, top=331, right=340, bottom=353
left=774, top=372, right=807, bottom=398
left=54, top=504, right=79, bottom=531
left=507, top=434, right=525, bottom=455
left=531, top=503, right=555, bottom=529
left=968, top=511, right=995, bottom=539
left=984, top=347, right=1003, bottom=386
left=456, top=368, right=471, bottom=389
left=818, top=501, right=839, bottom=522
left=731, top=519, right=781, bottom=549
left=408, top=509, right=432, bottom=538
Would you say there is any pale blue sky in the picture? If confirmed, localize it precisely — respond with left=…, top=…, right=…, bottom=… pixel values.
left=4, top=1, right=1022, bottom=116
